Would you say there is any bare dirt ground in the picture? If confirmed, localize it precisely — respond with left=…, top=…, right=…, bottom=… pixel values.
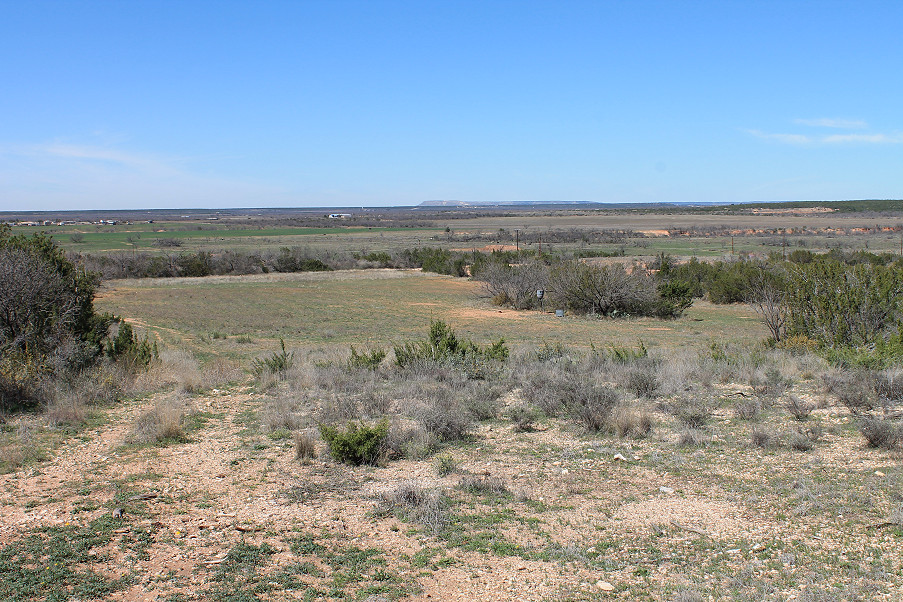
left=3, top=372, right=902, bottom=601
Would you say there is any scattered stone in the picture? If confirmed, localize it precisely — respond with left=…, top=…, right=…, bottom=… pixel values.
left=595, top=580, right=615, bottom=591
left=659, top=486, right=674, bottom=494
left=613, top=453, right=628, bottom=462
left=752, top=542, right=767, bottom=552
left=875, top=470, right=886, bottom=476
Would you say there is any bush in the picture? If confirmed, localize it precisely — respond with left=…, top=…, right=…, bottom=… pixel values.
left=509, top=405, right=541, bottom=432
left=860, top=417, right=901, bottom=449
left=319, top=419, right=389, bottom=465
left=347, top=346, right=386, bottom=371
left=784, top=260, right=903, bottom=353
left=1, top=226, right=115, bottom=410
left=127, top=399, right=188, bottom=445
left=785, top=396, right=814, bottom=420
left=569, top=384, right=620, bottom=431
left=252, top=338, right=294, bottom=377
left=416, top=393, right=473, bottom=442
left=393, top=320, right=508, bottom=370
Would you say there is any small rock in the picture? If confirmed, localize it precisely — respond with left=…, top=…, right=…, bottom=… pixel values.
left=595, top=580, right=615, bottom=591
left=752, top=542, right=767, bottom=552
left=659, top=486, right=674, bottom=494
left=875, top=470, right=886, bottom=476
left=613, top=453, right=628, bottom=462
left=726, top=548, right=740, bottom=554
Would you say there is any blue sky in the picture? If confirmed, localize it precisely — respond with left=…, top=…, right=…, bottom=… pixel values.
left=1, top=0, right=901, bottom=210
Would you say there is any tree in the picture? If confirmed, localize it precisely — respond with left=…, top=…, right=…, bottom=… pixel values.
left=0, top=225, right=113, bottom=408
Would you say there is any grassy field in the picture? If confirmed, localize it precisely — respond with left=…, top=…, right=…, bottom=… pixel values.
left=95, top=269, right=768, bottom=358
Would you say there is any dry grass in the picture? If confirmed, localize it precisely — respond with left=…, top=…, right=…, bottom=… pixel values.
left=294, top=430, right=317, bottom=462
left=126, top=397, right=189, bottom=445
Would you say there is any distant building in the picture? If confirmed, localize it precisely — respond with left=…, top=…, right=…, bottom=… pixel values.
left=328, top=213, right=352, bottom=219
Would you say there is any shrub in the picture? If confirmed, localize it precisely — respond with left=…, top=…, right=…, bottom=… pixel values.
left=457, top=474, right=509, bottom=496
left=675, top=399, right=711, bottom=429
left=1, top=226, right=114, bottom=410
left=105, top=322, right=157, bottom=370
left=620, top=362, right=659, bottom=398
left=786, top=396, right=814, bottom=420
left=319, top=419, right=388, bottom=465
left=569, top=384, right=620, bottom=431
left=252, top=338, right=294, bottom=377
left=393, top=320, right=507, bottom=370
left=548, top=261, right=660, bottom=317
left=416, top=394, right=473, bottom=442
left=784, top=260, right=903, bottom=352
left=789, top=424, right=822, bottom=451
left=347, top=346, right=386, bottom=371
left=434, top=454, right=458, bottom=476
left=860, top=417, right=901, bottom=449
left=734, top=398, right=762, bottom=420
left=750, top=428, right=774, bottom=448
left=509, top=405, right=541, bottom=432
left=127, top=399, right=188, bottom=445
left=678, top=428, right=708, bottom=446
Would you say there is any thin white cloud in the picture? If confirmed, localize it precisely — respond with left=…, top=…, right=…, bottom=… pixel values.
left=0, top=141, right=289, bottom=210
left=747, top=130, right=813, bottom=145
left=794, top=118, right=867, bottom=129
left=823, top=133, right=903, bottom=144
left=748, top=127, right=903, bottom=146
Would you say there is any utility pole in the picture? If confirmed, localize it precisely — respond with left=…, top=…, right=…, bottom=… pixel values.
left=514, top=229, right=519, bottom=252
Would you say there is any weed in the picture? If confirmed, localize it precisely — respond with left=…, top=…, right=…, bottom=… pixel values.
left=434, top=454, right=458, bottom=476
left=457, top=474, right=509, bottom=496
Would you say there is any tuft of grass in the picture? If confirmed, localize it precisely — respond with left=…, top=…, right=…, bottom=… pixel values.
left=609, top=406, right=653, bottom=438
left=294, top=431, right=317, bottom=462
left=126, top=399, right=188, bottom=445
left=374, top=481, right=449, bottom=534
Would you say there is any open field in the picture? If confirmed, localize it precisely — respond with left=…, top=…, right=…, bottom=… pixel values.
left=94, top=269, right=769, bottom=355
left=3, top=264, right=903, bottom=601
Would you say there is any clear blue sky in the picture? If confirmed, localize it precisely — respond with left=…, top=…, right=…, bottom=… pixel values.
left=1, top=0, right=901, bottom=210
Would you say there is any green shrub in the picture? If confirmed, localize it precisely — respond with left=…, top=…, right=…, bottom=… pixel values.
left=348, top=346, right=387, bottom=370
left=393, top=320, right=508, bottom=369
left=252, top=338, right=294, bottom=376
left=105, top=322, right=157, bottom=370
left=318, top=419, right=389, bottom=465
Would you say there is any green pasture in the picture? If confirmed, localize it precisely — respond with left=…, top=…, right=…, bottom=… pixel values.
left=95, top=270, right=768, bottom=359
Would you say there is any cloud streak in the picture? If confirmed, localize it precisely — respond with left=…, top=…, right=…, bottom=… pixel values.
left=747, top=127, right=903, bottom=146
left=793, top=118, right=867, bottom=129
left=0, top=141, right=289, bottom=210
